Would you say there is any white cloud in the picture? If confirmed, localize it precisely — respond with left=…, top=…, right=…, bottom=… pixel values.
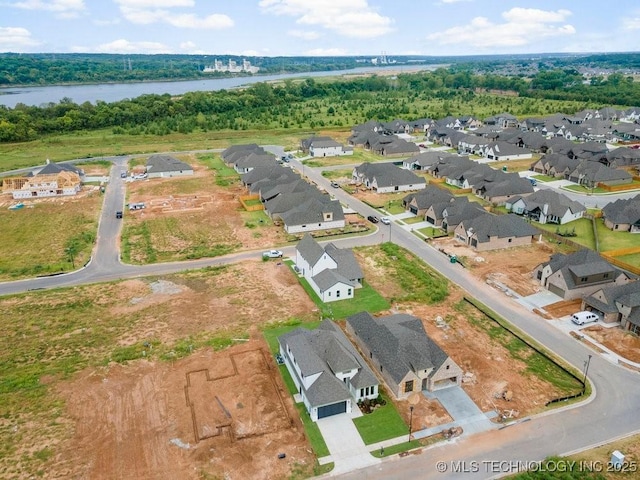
left=288, top=29, right=321, bottom=40
left=114, top=0, right=193, bottom=7
left=0, top=26, right=41, bottom=50
left=622, top=17, right=640, bottom=30
left=115, top=0, right=233, bottom=29
left=427, top=8, right=575, bottom=49
left=93, top=38, right=173, bottom=54
left=6, top=0, right=85, bottom=18
left=259, top=0, right=394, bottom=39
left=305, top=47, right=348, bottom=56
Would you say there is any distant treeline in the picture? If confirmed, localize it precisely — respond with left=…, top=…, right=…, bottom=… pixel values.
left=0, top=68, right=638, bottom=143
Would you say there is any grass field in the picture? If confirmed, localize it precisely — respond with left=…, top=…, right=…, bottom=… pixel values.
left=304, top=149, right=380, bottom=168
left=0, top=193, right=101, bottom=280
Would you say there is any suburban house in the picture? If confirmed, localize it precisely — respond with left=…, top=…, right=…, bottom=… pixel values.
left=402, top=184, right=453, bottom=216
left=295, top=234, right=364, bottom=303
left=3, top=161, right=83, bottom=199
left=277, top=197, right=346, bottom=234
left=566, top=160, right=632, bottom=188
left=222, top=144, right=277, bottom=173
left=484, top=113, right=519, bottom=129
left=240, top=159, right=345, bottom=234
left=145, top=154, right=194, bottom=178
left=301, top=136, right=353, bottom=157
left=483, top=141, right=532, bottom=161
left=602, top=197, right=640, bottom=232
left=402, top=151, right=459, bottom=171
left=278, top=319, right=379, bottom=421
left=506, top=189, right=586, bottom=225
left=440, top=197, right=487, bottom=233
left=473, top=174, right=535, bottom=205
left=533, top=249, right=635, bottom=300
left=352, top=163, right=426, bottom=193
left=346, top=312, right=463, bottom=399
left=581, top=281, right=640, bottom=333
left=454, top=212, right=540, bottom=251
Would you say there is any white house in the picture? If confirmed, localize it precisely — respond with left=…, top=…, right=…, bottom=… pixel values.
left=278, top=320, right=379, bottom=421
left=295, top=234, right=364, bottom=303
left=506, top=189, right=586, bottom=225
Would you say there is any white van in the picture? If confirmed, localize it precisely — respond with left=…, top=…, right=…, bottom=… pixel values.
left=571, top=311, right=599, bottom=326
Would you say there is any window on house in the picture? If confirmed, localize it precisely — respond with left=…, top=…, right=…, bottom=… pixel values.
left=604, top=273, right=610, bottom=279
left=446, top=365, right=450, bottom=370
left=347, top=288, right=352, bottom=296
left=581, top=277, right=588, bottom=282
left=360, top=388, right=364, bottom=397
left=508, top=238, right=512, bottom=243
left=405, top=380, right=414, bottom=393
left=380, top=365, right=383, bottom=372
left=336, top=290, right=340, bottom=298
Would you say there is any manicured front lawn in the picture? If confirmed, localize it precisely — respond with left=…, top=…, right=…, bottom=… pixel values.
left=352, top=393, right=409, bottom=445
left=403, top=216, right=425, bottom=224
left=533, top=218, right=596, bottom=250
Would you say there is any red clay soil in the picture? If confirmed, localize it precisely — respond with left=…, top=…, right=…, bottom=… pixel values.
left=55, top=340, right=315, bottom=480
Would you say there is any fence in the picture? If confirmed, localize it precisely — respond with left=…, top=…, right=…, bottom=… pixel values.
left=596, top=178, right=640, bottom=192
left=601, top=246, right=640, bottom=276
left=239, top=194, right=264, bottom=211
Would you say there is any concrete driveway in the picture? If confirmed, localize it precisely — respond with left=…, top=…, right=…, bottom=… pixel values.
left=316, top=411, right=380, bottom=476
left=421, top=386, right=496, bottom=437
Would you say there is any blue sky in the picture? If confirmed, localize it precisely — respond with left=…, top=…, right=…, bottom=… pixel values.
left=1, top=0, right=639, bottom=56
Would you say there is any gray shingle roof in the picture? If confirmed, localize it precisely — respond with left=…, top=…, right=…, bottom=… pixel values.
left=354, top=162, right=425, bottom=188
left=519, top=189, right=586, bottom=218
left=346, top=312, right=450, bottom=385
left=146, top=154, right=192, bottom=173
left=280, top=197, right=345, bottom=227
left=278, top=320, right=377, bottom=407
left=461, top=213, right=538, bottom=243
left=603, top=197, right=640, bottom=225
left=312, top=269, right=355, bottom=290
left=296, top=233, right=326, bottom=266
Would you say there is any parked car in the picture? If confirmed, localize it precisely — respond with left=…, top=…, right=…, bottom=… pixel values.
left=330, top=181, right=340, bottom=188
left=263, top=250, right=283, bottom=258
left=571, top=311, right=599, bottom=326
left=120, top=171, right=127, bottom=178
left=380, top=217, right=391, bottom=225
left=367, top=215, right=379, bottom=223
left=115, top=211, right=123, bottom=219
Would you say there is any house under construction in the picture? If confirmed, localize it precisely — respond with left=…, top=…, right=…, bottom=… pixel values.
left=3, top=161, right=83, bottom=199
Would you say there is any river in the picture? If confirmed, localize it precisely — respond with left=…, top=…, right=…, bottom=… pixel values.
left=0, top=64, right=443, bottom=108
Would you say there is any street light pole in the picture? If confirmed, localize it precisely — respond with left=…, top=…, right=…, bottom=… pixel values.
left=408, top=405, right=414, bottom=442
left=583, top=354, right=592, bottom=390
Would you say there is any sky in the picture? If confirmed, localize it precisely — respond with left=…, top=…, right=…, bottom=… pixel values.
left=1, top=0, right=639, bottom=57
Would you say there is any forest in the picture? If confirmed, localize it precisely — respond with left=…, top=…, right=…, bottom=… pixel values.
left=0, top=66, right=638, bottom=144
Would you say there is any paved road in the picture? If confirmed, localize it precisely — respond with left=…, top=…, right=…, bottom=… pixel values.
left=2, top=153, right=640, bottom=479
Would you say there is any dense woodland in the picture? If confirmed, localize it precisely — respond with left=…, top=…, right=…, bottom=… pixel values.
left=0, top=66, right=638, bottom=143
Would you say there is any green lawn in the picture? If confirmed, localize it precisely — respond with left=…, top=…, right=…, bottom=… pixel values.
left=294, top=270, right=390, bottom=320
left=417, top=226, right=447, bottom=238
left=531, top=174, right=556, bottom=182
left=320, top=169, right=353, bottom=180
left=534, top=218, right=596, bottom=250
left=596, top=221, right=640, bottom=252
left=615, top=252, right=640, bottom=268
left=0, top=194, right=101, bottom=280
left=352, top=393, right=409, bottom=445
left=403, top=216, right=425, bottom=225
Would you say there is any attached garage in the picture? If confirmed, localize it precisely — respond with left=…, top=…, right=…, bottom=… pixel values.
left=426, top=215, right=435, bottom=225
left=410, top=206, right=418, bottom=215
left=317, top=401, right=347, bottom=419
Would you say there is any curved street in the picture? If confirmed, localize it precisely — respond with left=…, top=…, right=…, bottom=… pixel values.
left=1, top=154, right=640, bottom=479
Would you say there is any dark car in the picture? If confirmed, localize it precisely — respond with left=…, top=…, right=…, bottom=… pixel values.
left=115, top=211, right=123, bottom=219
left=367, top=215, right=379, bottom=223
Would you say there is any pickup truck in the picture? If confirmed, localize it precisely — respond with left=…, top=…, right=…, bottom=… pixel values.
left=263, top=250, right=283, bottom=258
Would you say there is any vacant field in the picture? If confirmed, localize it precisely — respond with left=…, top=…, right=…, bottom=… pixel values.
left=0, top=190, right=102, bottom=280
left=121, top=154, right=288, bottom=263
left=0, top=261, right=317, bottom=479
left=430, top=236, right=557, bottom=297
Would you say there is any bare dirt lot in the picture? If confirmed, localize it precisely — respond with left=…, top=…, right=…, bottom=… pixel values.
left=582, top=325, right=640, bottom=364
left=56, top=340, right=314, bottom=480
